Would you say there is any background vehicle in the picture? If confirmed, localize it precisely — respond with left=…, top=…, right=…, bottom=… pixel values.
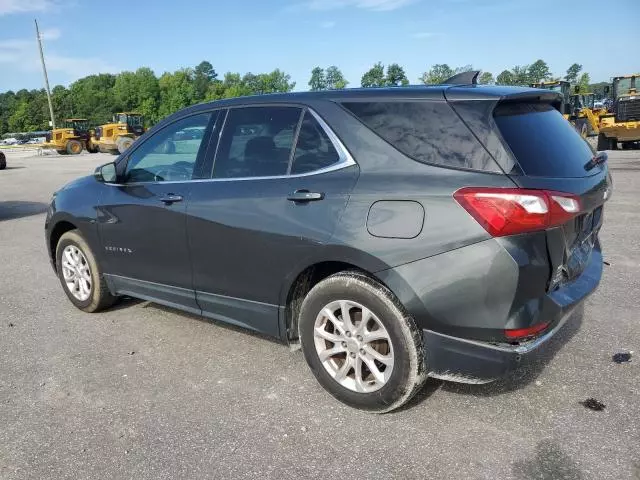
left=43, top=119, right=91, bottom=155
left=530, top=81, right=602, bottom=137
left=88, top=112, right=145, bottom=154
left=598, top=74, right=640, bottom=150
left=46, top=79, right=609, bottom=412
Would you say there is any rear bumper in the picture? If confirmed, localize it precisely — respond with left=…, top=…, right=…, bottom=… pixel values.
left=422, top=248, right=602, bottom=383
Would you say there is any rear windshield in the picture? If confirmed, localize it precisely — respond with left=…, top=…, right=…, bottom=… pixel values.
left=494, top=103, right=594, bottom=178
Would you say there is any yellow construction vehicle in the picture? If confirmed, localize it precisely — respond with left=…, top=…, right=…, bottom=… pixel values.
left=597, top=74, right=640, bottom=150
left=530, top=81, right=602, bottom=138
left=43, top=119, right=92, bottom=155
left=88, top=112, right=145, bottom=154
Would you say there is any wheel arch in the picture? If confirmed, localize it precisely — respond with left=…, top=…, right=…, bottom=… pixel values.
left=281, top=259, right=394, bottom=343
left=48, top=219, right=78, bottom=272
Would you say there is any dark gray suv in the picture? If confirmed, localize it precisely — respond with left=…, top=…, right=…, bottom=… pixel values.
left=45, top=78, right=610, bottom=412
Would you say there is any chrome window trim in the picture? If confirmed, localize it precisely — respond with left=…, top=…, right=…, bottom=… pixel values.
left=110, top=106, right=356, bottom=186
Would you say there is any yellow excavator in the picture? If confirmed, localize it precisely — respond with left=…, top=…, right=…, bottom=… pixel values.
left=598, top=74, right=640, bottom=150
left=43, top=119, right=93, bottom=155
left=88, top=112, right=145, bottom=154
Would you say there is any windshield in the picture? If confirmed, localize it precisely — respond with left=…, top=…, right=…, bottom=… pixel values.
left=127, top=115, right=143, bottom=127
left=614, top=77, right=637, bottom=97
left=63, top=120, right=88, bottom=131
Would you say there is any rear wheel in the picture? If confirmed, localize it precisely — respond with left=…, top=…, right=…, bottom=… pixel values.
left=299, top=272, right=426, bottom=413
left=610, top=138, right=618, bottom=150
left=56, top=150, right=67, bottom=155
left=116, top=136, right=134, bottom=154
left=597, top=133, right=609, bottom=151
left=0, top=152, right=6, bottom=170
left=66, top=140, right=83, bottom=155
left=55, top=230, right=117, bottom=313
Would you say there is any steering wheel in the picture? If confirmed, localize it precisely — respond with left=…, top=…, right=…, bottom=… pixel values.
left=153, top=165, right=192, bottom=182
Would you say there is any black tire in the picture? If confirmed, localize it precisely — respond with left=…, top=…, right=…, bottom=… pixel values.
left=66, top=139, right=83, bottom=155
left=597, top=133, right=609, bottom=151
left=0, top=152, right=6, bottom=170
left=610, top=138, right=618, bottom=150
left=56, top=150, right=68, bottom=155
left=55, top=230, right=117, bottom=313
left=86, top=142, right=99, bottom=154
left=299, top=272, right=426, bottom=413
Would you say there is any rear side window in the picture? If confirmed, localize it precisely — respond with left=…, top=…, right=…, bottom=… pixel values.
left=291, top=112, right=340, bottom=174
left=494, top=103, right=594, bottom=178
left=213, top=106, right=301, bottom=179
left=342, top=101, right=499, bottom=172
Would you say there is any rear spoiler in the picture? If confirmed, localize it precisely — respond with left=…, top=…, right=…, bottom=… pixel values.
left=443, top=71, right=480, bottom=85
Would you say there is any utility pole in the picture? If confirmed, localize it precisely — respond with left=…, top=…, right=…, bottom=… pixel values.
left=35, top=19, right=55, bottom=131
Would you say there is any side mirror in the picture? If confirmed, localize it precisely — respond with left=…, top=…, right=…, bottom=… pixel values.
left=94, top=162, right=118, bottom=183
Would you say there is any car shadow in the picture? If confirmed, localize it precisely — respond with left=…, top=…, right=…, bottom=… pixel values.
left=0, top=201, right=48, bottom=221
left=403, top=305, right=585, bottom=408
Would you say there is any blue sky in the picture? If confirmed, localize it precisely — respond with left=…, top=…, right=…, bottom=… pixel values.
left=0, top=0, right=638, bottom=92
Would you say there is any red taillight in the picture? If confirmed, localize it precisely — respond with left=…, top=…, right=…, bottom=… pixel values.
left=505, top=321, right=551, bottom=340
left=453, top=187, right=581, bottom=237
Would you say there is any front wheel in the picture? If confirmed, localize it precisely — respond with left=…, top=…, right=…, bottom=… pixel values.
left=55, top=230, right=117, bottom=312
left=299, top=272, right=426, bottom=412
left=66, top=139, right=83, bottom=155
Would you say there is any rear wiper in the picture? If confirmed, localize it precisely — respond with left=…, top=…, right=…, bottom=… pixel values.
left=584, top=151, right=608, bottom=171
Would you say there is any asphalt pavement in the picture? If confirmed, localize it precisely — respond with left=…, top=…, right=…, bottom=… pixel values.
left=1, top=149, right=638, bottom=479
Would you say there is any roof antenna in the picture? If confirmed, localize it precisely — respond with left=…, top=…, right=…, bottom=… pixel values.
left=443, top=70, right=480, bottom=85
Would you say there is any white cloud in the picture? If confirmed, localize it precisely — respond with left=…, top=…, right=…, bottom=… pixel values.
left=0, top=28, right=117, bottom=83
left=305, top=0, right=418, bottom=11
left=0, top=0, right=55, bottom=16
left=411, top=31, right=437, bottom=38
left=320, top=20, right=336, bottom=28
left=41, top=28, right=61, bottom=40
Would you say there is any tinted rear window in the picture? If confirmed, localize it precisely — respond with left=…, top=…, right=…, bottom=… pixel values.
left=342, top=101, right=500, bottom=172
left=494, top=103, right=594, bottom=178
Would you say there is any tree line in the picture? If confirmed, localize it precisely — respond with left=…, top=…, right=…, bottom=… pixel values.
left=0, top=58, right=607, bottom=136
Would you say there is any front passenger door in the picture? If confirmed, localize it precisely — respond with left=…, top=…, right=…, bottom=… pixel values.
left=99, top=111, right=216, bottom=312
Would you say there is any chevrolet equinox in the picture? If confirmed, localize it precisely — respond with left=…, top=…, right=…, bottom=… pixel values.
left=46, top=73, right=610, bottom=412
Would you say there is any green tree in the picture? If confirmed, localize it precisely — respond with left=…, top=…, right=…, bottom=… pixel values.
left=528, top=59, right=551, bottom=83
left=325, top=66, right=348, bottom=89
left=478, top=71, right=494, bottom=85
left=385, top=63, right=409, bottom=86
left=309, top=67, right=326, bottom=91
left=158, top=69, right=196, bottom=118
left=420, top=64, right=454, bottom=84
left=577, top=73, right=591, bottom=94
left=496, top=70, right=515, bottom=85
left=361, top=62, right=386, bottom=87
left=565, top=63, right=582, bottom=83
left=194, top=61, right=217, bottom=102
left=69, top=74, right=117, bottom=125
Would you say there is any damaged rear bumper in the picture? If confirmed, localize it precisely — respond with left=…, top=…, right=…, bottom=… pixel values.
left=423, top=309, right=575, bottom=384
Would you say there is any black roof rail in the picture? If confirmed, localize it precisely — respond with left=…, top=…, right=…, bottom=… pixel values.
left=443, top=70, right=480, bottom=85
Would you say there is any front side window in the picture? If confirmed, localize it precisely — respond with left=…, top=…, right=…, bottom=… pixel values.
left=291, top=112, right=340, bottom=174
left=213, top=106, right=301, bottom=179
left=124, top=112, right=213, bottom=183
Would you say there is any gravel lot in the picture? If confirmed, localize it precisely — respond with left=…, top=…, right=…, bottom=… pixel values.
left=1, top=149, right=639, bottom=480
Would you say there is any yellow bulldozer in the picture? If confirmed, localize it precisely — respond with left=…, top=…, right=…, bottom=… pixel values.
left=529, top=81, right=603, bottom=138
left=43, top=118, right=93, bottom=155
left=88, top=112, right=145, bottom=154
left=597, top=74, right=640, bottom=150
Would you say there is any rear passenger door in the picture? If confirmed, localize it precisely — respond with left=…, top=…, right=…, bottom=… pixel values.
left=186, top=106, right=358, bottom=336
